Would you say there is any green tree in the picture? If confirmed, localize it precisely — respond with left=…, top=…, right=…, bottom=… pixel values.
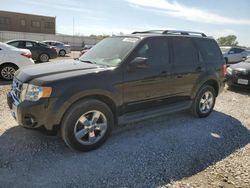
left=217, top=35, right=238, bottom=46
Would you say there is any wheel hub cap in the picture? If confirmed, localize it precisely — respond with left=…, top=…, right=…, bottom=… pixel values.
left=74, top=110, right=107, bottom=145
left=199, top=91, right=214, bottom=113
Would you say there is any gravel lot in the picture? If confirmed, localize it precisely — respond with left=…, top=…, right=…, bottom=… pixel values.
left=0, top=58, right=249, bottom=187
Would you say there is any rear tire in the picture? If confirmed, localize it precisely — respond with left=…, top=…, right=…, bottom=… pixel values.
left=191, top=85, right=216, bottom=118
left=59, top=50, right=66, bottom=57
left=39, top=53, right=49, bottom=62
left=61, top=99, right=114, bottom=151
left=0, top=64, right=17, bottom=80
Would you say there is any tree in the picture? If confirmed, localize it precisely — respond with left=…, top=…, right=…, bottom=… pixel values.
left=217, top=35, right=238, bottom=46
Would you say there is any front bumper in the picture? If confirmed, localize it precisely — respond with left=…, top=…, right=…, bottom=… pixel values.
left=226, top=73, right=250, bottom=88
left=7, top=92, right=59, bottom=130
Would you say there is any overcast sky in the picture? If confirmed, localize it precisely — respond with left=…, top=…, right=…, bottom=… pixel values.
left=1, top=0, right=250, bottom=46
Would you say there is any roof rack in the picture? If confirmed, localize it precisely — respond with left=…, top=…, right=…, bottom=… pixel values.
left=131, top=30, right=207, bottom=37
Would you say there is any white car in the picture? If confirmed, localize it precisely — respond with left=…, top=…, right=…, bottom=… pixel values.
left=0, top=42, right=34, bottom=80
left=220, top=46, right=249, bottom=64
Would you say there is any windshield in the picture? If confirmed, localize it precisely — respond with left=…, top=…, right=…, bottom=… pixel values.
left=79, top=37, right=139, bottom=67
left=220, top=47, right=230, bottom=53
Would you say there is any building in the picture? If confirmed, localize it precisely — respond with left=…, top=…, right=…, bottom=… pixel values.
left=0, top=11, right=56, bottom=34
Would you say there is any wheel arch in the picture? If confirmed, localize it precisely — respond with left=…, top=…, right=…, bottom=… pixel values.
left=39, top=52, right=50, bottom=59
left=191, top=78, right=220, bottom=99
left=45, top=93, right=119, bottom=131
left=0, top=62, right=19, bottom=69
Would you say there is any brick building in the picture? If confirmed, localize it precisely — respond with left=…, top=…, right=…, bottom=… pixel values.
left=0, top=11, right=56, bottom=34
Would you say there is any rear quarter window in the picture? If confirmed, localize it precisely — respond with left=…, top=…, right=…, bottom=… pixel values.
left=195, top=39, right=222, bottom=62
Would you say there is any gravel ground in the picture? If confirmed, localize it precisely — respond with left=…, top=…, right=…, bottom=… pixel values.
left=0, top=78, right=249, bottom=187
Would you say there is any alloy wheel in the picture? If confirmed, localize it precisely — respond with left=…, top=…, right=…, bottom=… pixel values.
left=199, top=91, right=214, bottom=114
left=1, top=66, right=16, bottom=80
left=74, top=110, right=108, bottom=145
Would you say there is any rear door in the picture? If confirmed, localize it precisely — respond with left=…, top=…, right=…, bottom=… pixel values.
left=122, top=37, right=173, bottom=113
left=170, top=37, right=204, bottom=101
left=23, top=41, right=39, bottom=60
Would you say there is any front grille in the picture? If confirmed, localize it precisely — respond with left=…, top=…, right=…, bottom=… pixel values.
left=12, top=78, right=23, bottom=102
left=233, top=70, right=250, bottom=80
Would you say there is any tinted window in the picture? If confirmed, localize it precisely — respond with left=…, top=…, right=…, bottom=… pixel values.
left=9, top=41, right=20, bottom=47
left=233, top=48, right=244, bottom=53
left=134, top=37, right=169, bottom=68
left=195, top=39, right=222, bottom=61
left=172, top=37, right=197, bottom=64
left=25, top=42, right=33, bottom=47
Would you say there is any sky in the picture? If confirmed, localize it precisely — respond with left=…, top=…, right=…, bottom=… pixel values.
left=1, top=0, right=250, bottom=46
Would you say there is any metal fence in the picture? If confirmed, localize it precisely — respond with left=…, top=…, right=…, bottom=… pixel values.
left=0, top=31, right=101, bottom=50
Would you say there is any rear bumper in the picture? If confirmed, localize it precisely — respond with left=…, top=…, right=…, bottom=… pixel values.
left=65, top=48, right=71, bottom=54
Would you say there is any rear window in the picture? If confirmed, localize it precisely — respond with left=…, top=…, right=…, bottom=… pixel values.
left=195, top=39, right=222, bottom=61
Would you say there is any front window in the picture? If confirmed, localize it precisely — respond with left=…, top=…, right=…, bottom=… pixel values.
left=79, top=37, right=140, bottom=67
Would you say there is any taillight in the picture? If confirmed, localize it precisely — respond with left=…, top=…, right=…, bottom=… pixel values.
left=223, top=64, right=227, bottom=77
left=21, top=52, right=32, bottom=59
left=51, top=47, right=57, bottom=52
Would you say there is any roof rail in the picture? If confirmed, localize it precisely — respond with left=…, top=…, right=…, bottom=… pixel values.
left=132, top=30, right=207, bottom=37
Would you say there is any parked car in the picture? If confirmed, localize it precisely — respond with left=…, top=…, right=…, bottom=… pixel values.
left=6, top=40, right=57, bottom=62
left=220, top=46, right=249, bottom=64
left=0, top=42, right=34, bottom=80
left=42, top=41, right=71, bottom=56
left=7, top=30, right=225, bottom=151
left=226, top=56, right=250, bottom=88
left=79, top=45, right=94, bottom=57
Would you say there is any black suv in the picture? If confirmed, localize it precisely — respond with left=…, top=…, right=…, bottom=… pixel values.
left=6, top=40, right=57, bottom=62
left=7, top=30, right=225, bottom=151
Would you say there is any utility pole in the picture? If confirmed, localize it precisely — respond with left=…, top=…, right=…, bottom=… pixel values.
left=73, top=17, right=75, bottom=36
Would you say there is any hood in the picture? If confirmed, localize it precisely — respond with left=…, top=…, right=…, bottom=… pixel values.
left=15, top=60, right=103, bottom=83
left=230, top=61, right=250, bottom=71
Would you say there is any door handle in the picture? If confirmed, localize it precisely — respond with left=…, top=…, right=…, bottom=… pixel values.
left=196, top=66, right=204, bottom=72
left=160, top=71, right=171, bottom=76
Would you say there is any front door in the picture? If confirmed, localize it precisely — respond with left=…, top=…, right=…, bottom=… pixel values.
left=122, top=37, right=173, bottom=113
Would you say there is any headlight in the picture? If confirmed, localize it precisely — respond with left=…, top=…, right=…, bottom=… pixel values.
left=20, top=84, right=52, bottom=102
left=226, top=67, right=232, bottom=75
left=235, top=68, right=248, bottom=75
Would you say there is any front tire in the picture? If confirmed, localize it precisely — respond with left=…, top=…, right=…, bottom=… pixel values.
left=0, top=64, right=17, bottom=80
left=61, top=99, right=114, bottom=151
left=192, top=85, right=216, bottom=118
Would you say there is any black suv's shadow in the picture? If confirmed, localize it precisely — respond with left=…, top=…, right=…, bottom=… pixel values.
left=0, top=111, right=249, bottom=187
left=226, top=85, right=250, bottom=96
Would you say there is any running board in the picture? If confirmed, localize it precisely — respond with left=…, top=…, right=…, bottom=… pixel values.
left=118, top=101, right=192, bottom=125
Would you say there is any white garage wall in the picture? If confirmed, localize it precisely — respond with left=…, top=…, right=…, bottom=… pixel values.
left=0, top=31, right=101, bottom=50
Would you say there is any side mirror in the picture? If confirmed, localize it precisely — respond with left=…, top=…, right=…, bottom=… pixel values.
left=229, top=51, right=234, bottom=54
left=129, top=57, right=149, bottom=70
